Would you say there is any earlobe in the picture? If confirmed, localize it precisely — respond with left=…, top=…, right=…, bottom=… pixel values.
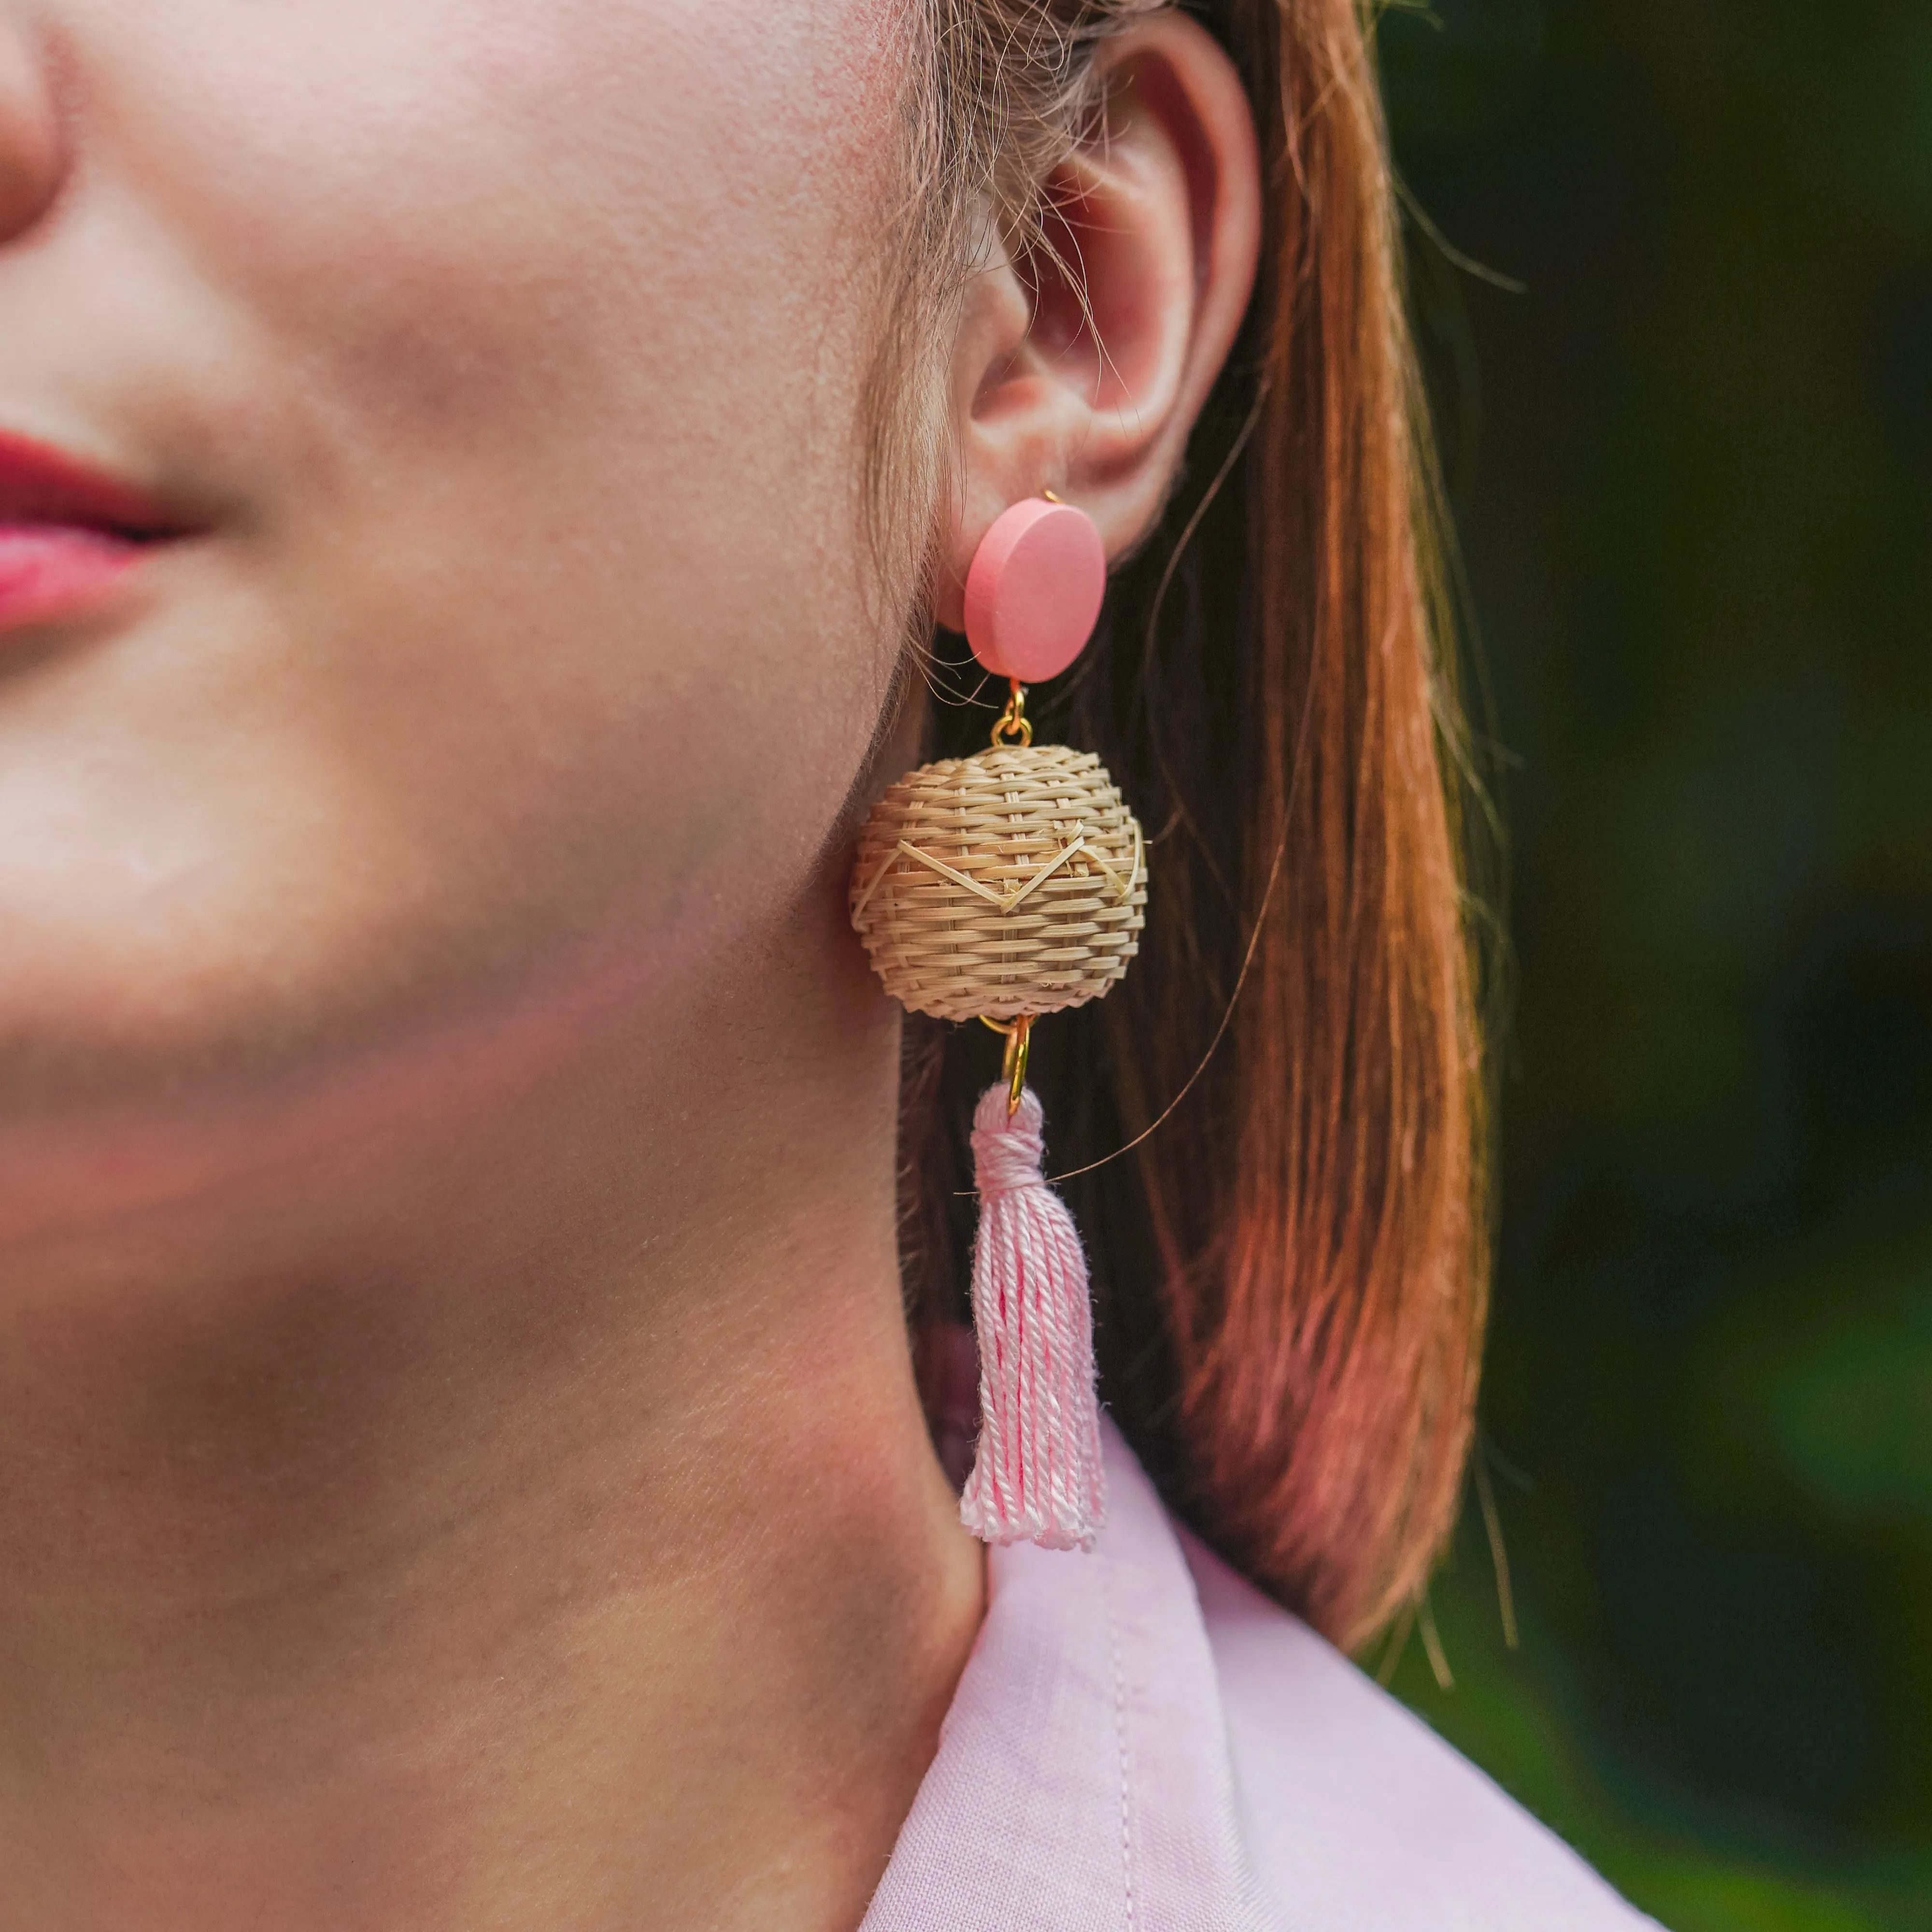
left=937, top=11, right=1261, bottom=630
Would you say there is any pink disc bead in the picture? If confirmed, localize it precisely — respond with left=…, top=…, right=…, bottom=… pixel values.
left=963, top=497, right=1107, bottom=684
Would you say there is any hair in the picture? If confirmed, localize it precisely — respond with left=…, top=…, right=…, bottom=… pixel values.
left=879, top=0, right=1490, bottom=1654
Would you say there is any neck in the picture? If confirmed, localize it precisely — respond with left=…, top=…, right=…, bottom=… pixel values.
left=0, top=880, right=983, bottom=1932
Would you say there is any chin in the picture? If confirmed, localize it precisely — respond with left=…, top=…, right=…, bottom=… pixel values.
left=0, top=858, right=687, bottom=1256
left=0, top=852, right=430, bottom=1220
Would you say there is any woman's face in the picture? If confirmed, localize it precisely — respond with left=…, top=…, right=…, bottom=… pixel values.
left=0, top=1, right=911, bottom=1230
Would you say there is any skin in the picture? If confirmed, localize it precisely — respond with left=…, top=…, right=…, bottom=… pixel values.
left=0, top=3, right=1259, bottom=1929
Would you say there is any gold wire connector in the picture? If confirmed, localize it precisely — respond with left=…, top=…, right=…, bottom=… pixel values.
left=990, top=679, right=1033, bottom=748
left=979, top=1012, right=1035, bottom=1117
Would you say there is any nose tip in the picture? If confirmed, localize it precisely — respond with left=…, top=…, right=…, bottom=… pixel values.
left=0, top=24, right=61, bottom=247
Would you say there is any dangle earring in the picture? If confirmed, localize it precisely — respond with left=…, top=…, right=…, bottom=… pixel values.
left=850, top=497, right=1147, bottom=1552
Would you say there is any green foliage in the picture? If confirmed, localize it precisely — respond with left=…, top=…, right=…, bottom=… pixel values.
left=1379, top=1, right=1932, bottom=1923
left=1761, top=1279, right=1932, bottom=1524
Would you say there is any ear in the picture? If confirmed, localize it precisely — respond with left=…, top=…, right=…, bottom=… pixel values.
left=933, top=11, right=1261, bottom=631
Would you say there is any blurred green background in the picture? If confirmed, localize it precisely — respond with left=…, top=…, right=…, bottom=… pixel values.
left=1374, top=2, right=1932, bottom=1926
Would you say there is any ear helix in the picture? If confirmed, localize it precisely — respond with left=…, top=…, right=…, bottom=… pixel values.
left=849, top=491, right=1145, bottom=1555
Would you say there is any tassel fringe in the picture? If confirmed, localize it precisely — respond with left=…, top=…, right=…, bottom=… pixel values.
left=959, top=1083, right=1106, bottom=1551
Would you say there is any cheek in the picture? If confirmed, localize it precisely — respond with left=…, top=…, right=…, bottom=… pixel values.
left=5, top=0, right=911, bottom=1096
left=98, top=0, right=892, bottom=521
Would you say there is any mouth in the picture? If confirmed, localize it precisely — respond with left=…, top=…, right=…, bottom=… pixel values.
left=0, top=428, right=197, bottom=635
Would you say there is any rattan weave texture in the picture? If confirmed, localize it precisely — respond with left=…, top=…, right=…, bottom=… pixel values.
left=850, top=743, right=1147, bottom=1022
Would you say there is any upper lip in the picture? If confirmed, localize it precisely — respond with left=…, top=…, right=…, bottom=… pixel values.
left=0, top=427, right=190, bottom=538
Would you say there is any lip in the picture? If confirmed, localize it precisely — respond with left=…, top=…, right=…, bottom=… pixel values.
left=0, top=428, right=193, bottom=635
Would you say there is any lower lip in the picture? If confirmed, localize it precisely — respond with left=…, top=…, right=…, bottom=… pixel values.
left=0, top=524, right=147, bottom=632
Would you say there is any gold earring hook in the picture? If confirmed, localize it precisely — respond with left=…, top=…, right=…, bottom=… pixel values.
left=979, top=1013, right=1035, bottom=1116
left=990, top=679, right=1032, bottom=747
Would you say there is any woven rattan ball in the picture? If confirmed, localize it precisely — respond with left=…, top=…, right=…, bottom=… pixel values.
left=849, top=743, right=1147, bottom=1023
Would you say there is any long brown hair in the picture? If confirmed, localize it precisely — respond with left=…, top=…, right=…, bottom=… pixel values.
left=885, top=0, right=1489, bottom=1653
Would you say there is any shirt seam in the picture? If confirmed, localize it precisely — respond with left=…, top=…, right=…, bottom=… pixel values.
left=1102, top=1558, right=1137, bottom=1932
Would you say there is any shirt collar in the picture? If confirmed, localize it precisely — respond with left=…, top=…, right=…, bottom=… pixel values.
left=862, top=1421, right=1280, bottom=1932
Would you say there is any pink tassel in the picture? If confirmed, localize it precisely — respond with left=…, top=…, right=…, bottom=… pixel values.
left=960, top=1083, right=1107, bottom=1551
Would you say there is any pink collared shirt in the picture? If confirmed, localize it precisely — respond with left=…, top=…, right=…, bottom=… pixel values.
left=865, top=1423, right=1658, bottom=1931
